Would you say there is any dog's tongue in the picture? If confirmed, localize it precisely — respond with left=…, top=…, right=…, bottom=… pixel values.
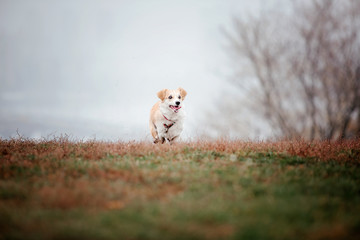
left=170, top=105, right=181, bottom=112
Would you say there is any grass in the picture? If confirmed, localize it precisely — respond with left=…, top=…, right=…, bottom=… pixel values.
left=0, top=137, right=360, bottom=240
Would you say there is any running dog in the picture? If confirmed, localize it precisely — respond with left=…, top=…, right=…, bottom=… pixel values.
left=149, top=87, right=187, bottom=144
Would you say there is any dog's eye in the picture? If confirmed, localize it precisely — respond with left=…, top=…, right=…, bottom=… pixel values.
left=178, top=96, right=181, bottom=99
left=168, top=95, right=172, bottom=99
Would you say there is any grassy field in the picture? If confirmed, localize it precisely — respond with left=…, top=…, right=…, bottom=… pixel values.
left=0, top=138, right=360, bottom=240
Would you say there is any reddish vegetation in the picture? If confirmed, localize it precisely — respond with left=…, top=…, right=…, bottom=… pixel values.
left=0, top=137, right=359, bottom=239
left=0, top=137, right=359, bottom=210
left=1, top=137, right=359, bottom=162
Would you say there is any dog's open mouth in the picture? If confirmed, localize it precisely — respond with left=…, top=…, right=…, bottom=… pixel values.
left=169, top=105, right=181, bottom=113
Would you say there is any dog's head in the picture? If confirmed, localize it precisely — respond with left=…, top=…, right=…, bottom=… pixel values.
left=157, top=87, right=187, bottom=113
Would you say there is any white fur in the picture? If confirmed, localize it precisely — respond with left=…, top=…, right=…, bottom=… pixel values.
left=157, top=101, right=186, bottom=142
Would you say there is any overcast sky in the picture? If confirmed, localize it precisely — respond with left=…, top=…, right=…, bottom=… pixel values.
left=0, top=0, right=284, bottom=141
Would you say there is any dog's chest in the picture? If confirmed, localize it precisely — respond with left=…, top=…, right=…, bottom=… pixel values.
left=157, top=112, right=185, bottom=138
left=163, top=120, right=183, bottom=138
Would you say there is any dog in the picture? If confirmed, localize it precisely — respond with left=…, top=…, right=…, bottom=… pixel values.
left=149, top=87, right=187, bottom=144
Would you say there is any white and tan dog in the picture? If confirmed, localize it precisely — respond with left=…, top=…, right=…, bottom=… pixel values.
left=149, top=87, right=187, bottom=144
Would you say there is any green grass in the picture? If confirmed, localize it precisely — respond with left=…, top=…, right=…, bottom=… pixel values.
left=0, top=139, right=360, bottom=239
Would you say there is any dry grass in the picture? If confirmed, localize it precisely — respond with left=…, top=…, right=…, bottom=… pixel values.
left=2, top=137, right=359, bottom=162
left=0, top=137, right=359, bottom=240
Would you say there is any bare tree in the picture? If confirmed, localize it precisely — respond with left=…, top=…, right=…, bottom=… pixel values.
left=224, top=0, right=360, bottom=140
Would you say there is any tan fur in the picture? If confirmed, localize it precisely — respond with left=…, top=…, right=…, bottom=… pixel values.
left=178, top=87, right=187, bottom=100
left=157, top=89, right=168, bottom=101
left=149, top=101, right=161, bottom=139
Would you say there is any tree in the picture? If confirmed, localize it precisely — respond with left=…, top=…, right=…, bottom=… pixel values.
left=224, top=0, right=360, bottom=140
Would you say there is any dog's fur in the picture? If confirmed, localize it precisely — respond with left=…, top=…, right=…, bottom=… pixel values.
left=149, top=87, right=187, bottom=144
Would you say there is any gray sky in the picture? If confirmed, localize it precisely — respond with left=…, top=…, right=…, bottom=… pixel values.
left=0, top=0, right=283, bottom=141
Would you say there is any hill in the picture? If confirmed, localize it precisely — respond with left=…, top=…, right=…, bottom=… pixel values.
left=1, top=138, right=359, bottom=239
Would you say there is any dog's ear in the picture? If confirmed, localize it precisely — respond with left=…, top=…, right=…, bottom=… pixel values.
left=178, top=87, right=187, bottom=100
left=157, top=89, right=168, bottom=101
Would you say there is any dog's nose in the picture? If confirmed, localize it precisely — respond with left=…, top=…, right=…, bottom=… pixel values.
left=175, top=101, right=180, bottom=106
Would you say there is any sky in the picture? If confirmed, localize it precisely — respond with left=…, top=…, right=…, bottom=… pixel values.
left=0, top=0, right=283, bottom=141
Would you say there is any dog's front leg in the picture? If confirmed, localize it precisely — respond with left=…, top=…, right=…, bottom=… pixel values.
left=155, top=125, right=168, bottom=144
left=154, top=136, right=166, bottom=144
left=168, top=136, right=179, bottom=145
